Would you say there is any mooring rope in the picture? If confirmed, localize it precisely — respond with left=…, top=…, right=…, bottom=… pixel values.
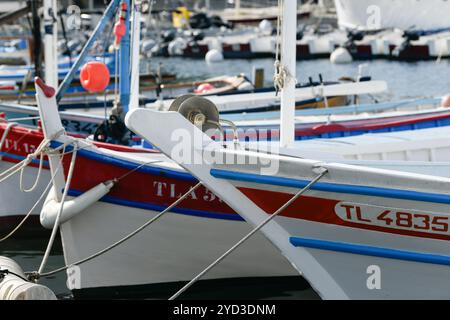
left=33, top=181, right=203, bottom=279
left=0, top=147, right=66, bottom=242
left=0, top=128, right=32, bottom=162
left=273, top=0, right=296, bottom=96
left=0, top=138, right=51, bottom=185
left=37, top=144, right=78, bottom=276
left=0, top=122, right=17, bottom=152
left=19, top=150, right=45, bottom=193
left=169, top=169, right=329, bottom=300
left=5, top=116, right=41, bottom=122
left=273, top=0, right=284, bottom=95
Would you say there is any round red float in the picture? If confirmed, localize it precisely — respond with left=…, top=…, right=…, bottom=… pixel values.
left=194, top=83, right=215, bottom=94
left=80, top=61, right=110, bottom=93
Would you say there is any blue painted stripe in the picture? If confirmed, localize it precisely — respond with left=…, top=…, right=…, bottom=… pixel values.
left=210, top=169, right=450, bottom=205
left=223, top=98, right=440, bottom=121
left=50, top=141, right=196, bottom=182
left=68, top=189, right=243, bottom=222
left=0, top=151, right=49, bottom=166
left=290, top=237, right=450, bottom=266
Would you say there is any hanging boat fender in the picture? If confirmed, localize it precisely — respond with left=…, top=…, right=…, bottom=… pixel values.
left=0, top=257, right=56, bottom=300
left=113, top=2, right=128, bottom=48
left=40, top=180, right=115, bottom=229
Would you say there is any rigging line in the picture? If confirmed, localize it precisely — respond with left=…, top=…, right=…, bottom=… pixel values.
left=0, top=138, right=51, bottom=183
left=1, top=128, right=32, bottom=157
left=115, top=158, right=165, bottom=181
left=5, top=116, right=41, bottom=122
left=37, top=145, right=78, bottom=277
left=0, top=146, right=65, bottom=242
left=102, top=16, right=115, bottom=120
left=0, top=122, right=17, bottom=151
left=36, top=182, right=203, bottom=278
left=19, top=148, right=45, bottom=192
left=169, top=169, right=329, bottom=300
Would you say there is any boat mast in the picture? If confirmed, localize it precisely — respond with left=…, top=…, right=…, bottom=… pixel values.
left=120, top=0, right=131, bottom=114
left=30, top=0, right=42, bottom=79
left=56, top=0, right=121, bottom=102
left=129, top=0, right=141, bottom=110
left=279, top=0, right=297, bottom=148
left=234, top=0, right=241, bottom=17
left=43, top=0, right=58, bottom=88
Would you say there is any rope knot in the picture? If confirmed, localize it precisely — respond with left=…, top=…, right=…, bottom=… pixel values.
left=26, top=271, right=40, bottom=283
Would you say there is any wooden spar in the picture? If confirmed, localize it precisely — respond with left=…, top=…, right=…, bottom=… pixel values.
left=279, top=0, right=297, bottom=148
left=43, top=0, right=58, bottom=88
left=120, top=0, right=131, bottom=114
left=30, top=0, right=43, bottom=79
left=130, top=0, right=141, bottom=110
left=56, top=0, right=121, bottom=102
left=235, top=0, right=241, bottom=17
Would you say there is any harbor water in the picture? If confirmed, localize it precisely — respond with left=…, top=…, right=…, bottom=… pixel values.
left=2, top=57, right=450, bottom=299
left=150, top=57, right=450, bottom=100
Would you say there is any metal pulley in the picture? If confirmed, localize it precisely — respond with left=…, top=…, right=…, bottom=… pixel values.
left=169, top=95, right=220, bottom=133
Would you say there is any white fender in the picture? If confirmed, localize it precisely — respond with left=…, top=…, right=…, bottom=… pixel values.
left=40, top=180, right=115, bottom=229
left=330, top=47, right=353, bottom=64
left=205, top=49, right=224, bottom=63
left=0, top=257, right=56, bottom=300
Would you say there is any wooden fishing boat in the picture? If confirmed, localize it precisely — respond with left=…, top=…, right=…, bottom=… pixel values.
left=125, top=1, right=450, bottom=299
left=0, top=89, right=445, bottom=230
left=335, top=0, right=450, bottom=32
left=13, top=61, right=450, bottom=299
left=14, top=79, right=298, bottom=298
left=129, top=102, right=450, bottom=299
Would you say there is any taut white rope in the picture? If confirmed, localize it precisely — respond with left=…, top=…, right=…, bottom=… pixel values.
left=36, top=182, right=203, bottom=278
left=169, top=169, right=328, bottom=300
left=37, top=144, right=78, bottom=276
left=0, top=122, right=17, bottom=153
left=0, top=138, right=51, bottom=185
left=0, top=146, right=66, bottom=242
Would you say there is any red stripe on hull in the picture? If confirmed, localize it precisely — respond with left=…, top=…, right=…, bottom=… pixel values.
left=239, top=187, right=450, bottom=241
left=61, top=153, right=236, bottom=216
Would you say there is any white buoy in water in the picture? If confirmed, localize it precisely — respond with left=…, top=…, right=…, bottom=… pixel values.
left=0, top=257, right=56, bottom=300
left=205, top=49, right=224, bottom=63
left=238, top=81, right=254, bottom=91
left=141, top=39, right=156, bottom=52
left=330, top=47, right=353, bottom=64
left=259, top=19, right=273, bottom=34
left=168, top=38, right=187, bottom=56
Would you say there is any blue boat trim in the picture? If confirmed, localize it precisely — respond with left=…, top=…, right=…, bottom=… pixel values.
left=50, top=140, right=196, bottom=182
left=0, top=151, right=49, bottom=166
left=210, top=169, right=450, bottom=205
left=68, top=189, right=244, bottom=222
left=223, top=97, right=440, bottom=121
left=290, top=236, right=450, bottom=266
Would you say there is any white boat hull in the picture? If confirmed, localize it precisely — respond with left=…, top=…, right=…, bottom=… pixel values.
left=0, top=161, right=48, bottom=232
left=61, top=199, right=297, bottom=297
left=335, top=0, right=450, bottom=31
left=127, top=108, right=450, bottom=299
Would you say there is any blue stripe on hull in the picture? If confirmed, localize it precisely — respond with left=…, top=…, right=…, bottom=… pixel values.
left=48, top=141, right=196, bottom=182
left=290, top=236, right=450, bottom=266
left=210, top=169, right=450, bottom=205
left=67, top=189, right=244, bottom=222
left=2, top=148, right=242, bottom=222
left=0, top=151, right=49, bottom=166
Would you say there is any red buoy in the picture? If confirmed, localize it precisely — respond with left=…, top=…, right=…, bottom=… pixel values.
left=194, top=83, right=215, bottom=94
left=80, top=61, right=110, bottom=93
left=113, top=2, right=128, bottom=48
